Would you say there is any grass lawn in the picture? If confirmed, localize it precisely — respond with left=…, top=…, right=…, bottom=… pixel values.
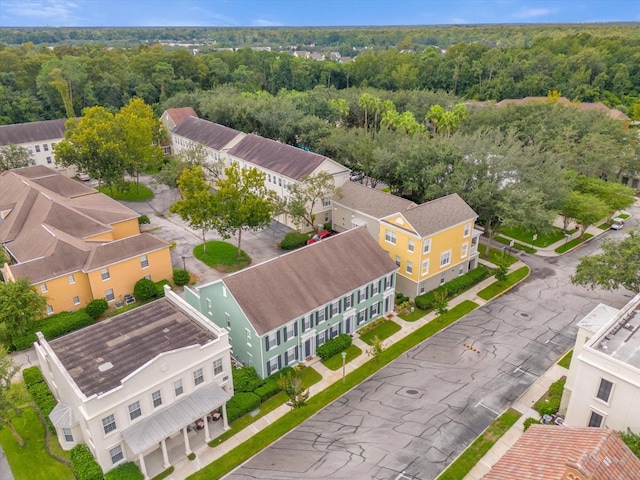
left=478, top=244, right=517, bottom=266
left=194, top=241, right=251, bottom=272
left=189, top=300, right=479, bottom=480
left=619, top=213, right=630, bottom=220
left=499, top=225, right=574, bottom=248
left=359, top=320, right=401, bottom=345
left=323, top=345, right=362, bottom=370
left=0, top=407, right=74, bottom=480
left=477, top=266, right=530, bottom=301
left=494, top=235, right=537, bottom=254
left=554, top=233, right=593, bottom=253
left=98, top=181, right=153, bottom=201
left=436, top=408, right=521, bottom=480
left=398, top=307, right=429, bottom=322
left=558, top=350, right=573, bottom=369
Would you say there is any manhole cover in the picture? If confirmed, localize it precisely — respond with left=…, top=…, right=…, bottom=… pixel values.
left=518, top=312, right=530, bottom=318
left=406, top=389, right=419, bottom=395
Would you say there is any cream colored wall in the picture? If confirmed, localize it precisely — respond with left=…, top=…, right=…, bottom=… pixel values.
left=36, top=272, right=93, bottom=314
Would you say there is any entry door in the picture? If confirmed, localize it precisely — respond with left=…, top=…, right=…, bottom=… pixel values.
left=345, top=316, right=352, bottom=334
left=304, top=338, right=313, bottom=358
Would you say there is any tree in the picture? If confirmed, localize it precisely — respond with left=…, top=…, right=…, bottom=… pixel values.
left=0, top=143, right=31, bottom=172
left=0, top=278, right=47, bottom=349
left=170, top=165, right=217, bottom=253
left=620, top=428, right=640, bottom=460
left=277, top=371, right=309, bottom=410
left=286, top=171, right=340, bottom=232
left=212, top=164, right=279, bottom=257
left=0, top=346, right=28, bottom=446
left=571, top=229, right=640, bottom=293
left=433, top=290, right=449, bottom=316
left=560, top=191, right=609, bottom=239
left=366, top=336, right=386, bottom=363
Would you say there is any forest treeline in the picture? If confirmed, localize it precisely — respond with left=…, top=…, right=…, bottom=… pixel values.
left=1, top=25, right=640, bottom=125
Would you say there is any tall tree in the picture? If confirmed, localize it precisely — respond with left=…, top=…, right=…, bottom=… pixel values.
left=0, top=143, right=31, bottom=172
left=0, top=346, right=28, bottom=446
left=571, top=229, right=640, bottom=293
left=0, top=278, right=47, bottom=349
left=212, top=164, right=279, bottom=257
left=559, top=191, right=609, bottom=239
left=286, top=171, right=340, bottom=232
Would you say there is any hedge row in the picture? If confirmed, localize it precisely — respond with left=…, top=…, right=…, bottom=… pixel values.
left=253, top=379, right=280, bottom=402
left=104, top=461, right=143, bottom=480
left=280, top=231, right=309, bottom=250
left=23, top=366, right=56, bottom=434
left=534, top=377, right=566, bottom=416
left=13, top=310, right=94, bottom=351
left=226, top=392, right=262, bottom=423
left=415, top=266, right=490, bottom=310
left=71, top=445, right=103, bottom=480
left=232, top=366, right=264, bottom=393
left=316, top=334, right=352, bottom=361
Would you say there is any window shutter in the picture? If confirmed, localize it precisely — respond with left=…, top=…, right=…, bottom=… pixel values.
left=294, top=322, right=298, bottom=336
left=278, top=356, right=282, bottom=369
left=357, top=290, right=361, bottom=303
left=315, top=311, right=320, bottom=326
left=295, top=346, right=299, bottom=360
left=339, top=300, right=342, bottom=313
left=266, top=361, right=272, bottom=376
left=301, top=318, right=306, bottom=333
left=265, top=336, right=270, bottom=352
left=325, top=305, right=329, bottom=320
left=378, top=279, right=382, bottom=293
left=283, top=327, right=287, bottom=342
left=277, top=330, right=281, bottom=345
left=284, top=350, right=288, bottom=364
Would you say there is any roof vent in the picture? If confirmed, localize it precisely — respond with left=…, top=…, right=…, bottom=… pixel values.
left=603, top=456, right=612, bottom=467
left=98, top=362, right=113, bottom=372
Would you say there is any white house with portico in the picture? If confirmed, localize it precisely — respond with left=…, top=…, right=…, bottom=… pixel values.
left=34, top=286, right=233, bottom=478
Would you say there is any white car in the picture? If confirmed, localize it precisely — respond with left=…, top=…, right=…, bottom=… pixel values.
left=77, top=172, right=91, bottom=181
left=610, top=217, right=625, bottom=230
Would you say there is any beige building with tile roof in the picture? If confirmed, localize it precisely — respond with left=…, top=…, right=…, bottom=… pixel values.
left=0, top=166, right=172, bottom=313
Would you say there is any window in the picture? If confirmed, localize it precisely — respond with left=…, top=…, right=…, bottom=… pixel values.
left=174, top=379, right=183, bottom=397
left=422, top=260, right=430, bottom=276
left=73, top=296, right=80, bottom=305
left=440, top=276, right=446, bottom=285
left=152, top=390, right=162, bottom=408
left=286, top=322, right=296, bottom=339
left=461, top=243, right=468, bottom=258
left=140, top=255, right=149, bottom=268
left=316, top=330, right=327, bottom=346
left=331, top=301, right=340, bottom=317
left=323, top=198, right=330, bottom=207
left=128, top=401, right=142, bottom=421
left=266, top=332, right=278, bottom=350
left=286, top=346, right=297, bottom=365
left=40, top=283, right=48, bottom=293
left=408, top=239, right=414, bottom=252
left=101, top=268, right=110, bottom=280
left=344, top=295, right=353, bottom=310
left=213, top=358, right=223, bottom=375
left=385, top=229, right=396, bottom=244
left=278, top=178, right=282, bottom=186
left=43, top=143, right=49, bottom=151
left=193, top=368, right=204, bottom=386
left=464, top=223, right=470, bottom=237
left=406, top=261, right=413, bottom=274
left=596, top=379, right=613, bottom=403
left=225, top=312, right=231, bottom=328
left=46, top=305, right=54, bottom=315
left=370, top=302, right=379, bottom=317
left=105, top=289, right=115, bottom=302
left=62, top=428, right=73, bottom=442
left=317, top=308, right=326, bottom=323
left=395, top=255, right=401, bottom=267
left=46, top=156, right=52, bottom=164
left=102, top=414, right=117, bottom=434
left=68, top=274, right=75, bottom=284
left=110, top=445, right=124, bottom=465
left=268, top=356, right=280, bottom=375
left=358, top=287, right=368, bottom=303
left=144, top=275, right=151, bottom=280
left=357, top=310, right=366, bottom=325
left=246, top=329, right=252, bottom=344
left=588, top=411, right=604, bottom=428
left=268, top=174, right=271, bottom=183
left=440, top=250, right=451, bottom=267
left=35, top=145, right=41, bottom=152
left=303, top=315, right=313, bottom=331
left=371, top=282, right=379, bottom=295
left=419, top=282, right=426, bottom=294
left=423, top=239, right=431, bottom=254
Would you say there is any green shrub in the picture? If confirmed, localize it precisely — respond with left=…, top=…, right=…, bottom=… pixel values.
left=415, top=266, right=490, bottom=310
left=534, top=377, right=566, bottom=417
left=71, top=445, right=103, bottom=480
left=104, top=462, right=143, bottom=480
left=253, top=379, right=281, bottom=402
left=134, top=278, right=158, bottom=301
left=138, top=215, right=150, bottom=225
left=26, top=381, right=57, bottom=433
left=316, top=334, right=352, bottom=361
left=85, top=298, right=108, bottom=319
left=523, top=417, right=542, bottom=431
left=226, top=392, right=261, bottom=423
left=280, top=231, right=309, bottom=250
left=323, top=222, right=332, bottom=231
left=232, top=366, right=264, bottom=393
left=12, top=310, right=94, bottom=350
left=155, top=279, right=170, bottom=297
left=395, top=292, right=409, bottom=305
left=22, top=366, right=43, bottom=387
left=173, top=269, right=190, bottom=286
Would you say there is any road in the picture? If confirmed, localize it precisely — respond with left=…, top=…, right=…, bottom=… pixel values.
left=224, top=206, right=638, bottom=480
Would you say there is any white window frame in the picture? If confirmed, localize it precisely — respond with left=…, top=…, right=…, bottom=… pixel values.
left=213, top=358, right=223, bottom=375
left=152, top=390, right=162, bottom=408
left=395, top=255, right=401, bottom=267
left=102, top=414, right=117, bottom=435
left=68, top=274, right=75, bottom=284
left=406, top=261, right=413, bottom=274
left=408, top=238, right=414, bottom=252
left=371, top=282, right=379, bottom=295
left=267, top=332, right=278, bottom=349
left=286, top=346, right=297, bottom=365
left=286, top=322, right=296, bottom=338
left=385, top=229, right=396, bottom=245
left=174, top=379, right=183, bottom=397
left=140, top=255, right=149, bottom=269
left=422, top=260, right=430, bottom=276
left=440, top=250, right=451, bottom=267
left=73, top=296, right=80, bottom=305
left=46, top=305, right=54, bottom=315
left=596, top=378, right=613, bottom=403
left=62, top=427, right=73, bottom=442
left=423, top=238, right=431, bottom=254
left=40, top=283, right=48, bottom=293
left=331, top=301, right=340, bottom=317
left=110, top=445, right=124, bottom=465
left=588, top=410, right=604, bottom=428
left=128, top=401, right=142, bottom=421
left=101, top=268, right=110, bottom=280
left=105, top=289, right=115, bottom=302
left=461, top=242, right=468, bottom=258
left=193, top=368, right=204, bottom=386
left=268, top=356, right=279, bottom=374
left=464, top=223, right=470, bottom=237
left=323, top=198, right=331, bottom=207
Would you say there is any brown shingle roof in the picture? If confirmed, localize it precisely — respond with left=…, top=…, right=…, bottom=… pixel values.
left=173, top=116, right=243, bottom=151
left=164, top=107, right=198, bottom=128
left=84, top=233, right=168, bottom=271
left=0, top=119, right=67, bottom=146
left=221, top=228, right=398, bottom=335
left=385, top=193, right=477, bottom=237
left=228, top=134, right=329, bottom=181
left=483, top=425, right=640, bottom=480
left=48, top=297, right=217, bottom=397
left=332, top=182, right=416, bottom=219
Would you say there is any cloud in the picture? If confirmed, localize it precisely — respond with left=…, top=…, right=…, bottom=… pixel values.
left=252, top=18, right=283, bottom=27
left=2, top=0, right=80, bottom=23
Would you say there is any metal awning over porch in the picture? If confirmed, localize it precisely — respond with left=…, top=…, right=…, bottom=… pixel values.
left=49, top=402, right=78, bottom=428
left=122, top=383, right=230, bottom=455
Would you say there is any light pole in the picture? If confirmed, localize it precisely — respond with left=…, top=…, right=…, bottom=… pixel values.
left=341, top=351, right=347, bottom=384
left=181, top=256, right=186, bottom=270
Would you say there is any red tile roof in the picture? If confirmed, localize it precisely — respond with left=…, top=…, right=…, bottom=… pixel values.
left=164, top=107, right=198, bottom=128
left=483, top=425, right=640, bottom=480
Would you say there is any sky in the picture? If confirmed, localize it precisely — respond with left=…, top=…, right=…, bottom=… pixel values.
left=0, top=0, right=639, bottom=28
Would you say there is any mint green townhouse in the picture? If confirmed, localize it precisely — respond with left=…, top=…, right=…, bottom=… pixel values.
left=184, top=228, right=398, bottom=379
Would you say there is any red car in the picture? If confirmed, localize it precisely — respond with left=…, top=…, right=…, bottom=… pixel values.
left=306, top=230, right=331, bottom=245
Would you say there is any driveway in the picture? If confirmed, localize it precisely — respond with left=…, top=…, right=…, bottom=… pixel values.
left=225, top=207, right=638, bottom=480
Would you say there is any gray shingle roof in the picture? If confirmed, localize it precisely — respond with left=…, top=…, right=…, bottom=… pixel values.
left=48, top=297, right=218, bottom=397
left=333, top=182, right=416, bottom=219
left=173, top=116, right=243, bottom=151
left=221, top=227, right=398, bottom=336
left=228, top=134, right=330, bottom=181
left=385, top=193, right=477, bottom=237
left=0, top=119, right=67, bottom=146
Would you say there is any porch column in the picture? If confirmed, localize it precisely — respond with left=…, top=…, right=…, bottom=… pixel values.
left=222, top=404, right=230, bottom=430
left=203, top=417, right=211, bottom=443
left=160, top=438, right=170, bottom=468
left=138, top=453, right=148, bottom=480
left=183, top=427, right=192, bottom=456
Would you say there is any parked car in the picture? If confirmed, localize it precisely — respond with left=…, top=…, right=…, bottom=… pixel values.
left=349, top=171, right=364, bottom=182
left=610, top=217, right=625, bottom=230
left=77, top=172, right=91, bottom=181
left=306, top=230, right=332, bottom=245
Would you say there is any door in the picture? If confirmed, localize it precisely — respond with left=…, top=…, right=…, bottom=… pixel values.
left=304, top=338, right=313, bottom=358
left=345, top=316, right=352, bottom=334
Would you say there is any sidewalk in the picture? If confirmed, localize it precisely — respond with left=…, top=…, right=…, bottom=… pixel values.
left=163, top=260, right=527, bottom=480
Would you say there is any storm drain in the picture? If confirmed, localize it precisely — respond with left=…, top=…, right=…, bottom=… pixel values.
left=397, top=387, right=425, bottom=398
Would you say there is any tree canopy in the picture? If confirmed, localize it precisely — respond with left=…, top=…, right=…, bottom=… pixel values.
left=0, top=278, right=47, bottom=349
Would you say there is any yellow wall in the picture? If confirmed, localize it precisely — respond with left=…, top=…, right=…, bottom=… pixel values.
left=36, top=271, right=92, bottom=314
left=85, top=231, right=115, bottom=242
left=110, top=218, right=140, bottom=240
